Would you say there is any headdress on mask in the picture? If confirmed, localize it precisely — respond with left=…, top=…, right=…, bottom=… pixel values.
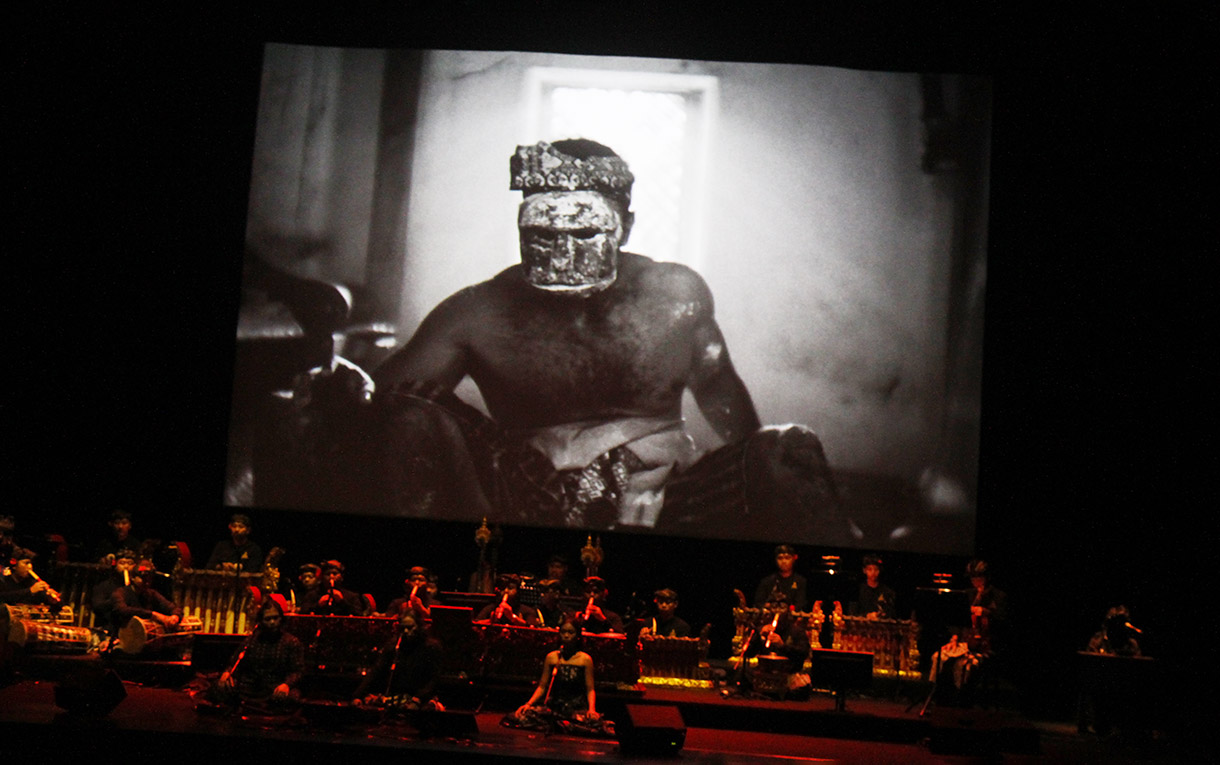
left=510, top=141, right=633, bottom=207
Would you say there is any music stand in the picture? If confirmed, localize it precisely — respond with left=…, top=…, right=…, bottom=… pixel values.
left=808, top=648, right=873, bottom=712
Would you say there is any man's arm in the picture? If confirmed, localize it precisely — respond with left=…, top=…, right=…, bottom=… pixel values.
left=684, top=278, right=761, bottom=444
left=372, top=288, right=476, bottom=394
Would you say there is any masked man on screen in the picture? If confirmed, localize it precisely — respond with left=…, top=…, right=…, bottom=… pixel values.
left=332, top=139, right=840, bottom=538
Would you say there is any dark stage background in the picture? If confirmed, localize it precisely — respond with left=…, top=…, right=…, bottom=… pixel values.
left=12, top=2, right=1211, bottom=742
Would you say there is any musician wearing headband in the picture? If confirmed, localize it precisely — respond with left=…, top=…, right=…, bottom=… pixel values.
left=206, top=513, right=265, bottom=572
left=365, top=139, right=837, bottom=538
left=0, top=547, right=61, bottom=608
left=88, top=548, right=138, bottom=630
left=638, top=588, right=691, bottom=638
left=383, top=566, right=435, bottom=619
left=574, top=576, right=623, bottom=634
left=746, top=602, right=812, bottom=674
left=851, top=554, right=897, bottom=620
left=211, top=595, right=304, bottom=708
left=290, top=563, right=321, bottom=612
left=108, top=560, right=183, bottom=632
left=476, top=573, right=540, bottom=626
left=300, top=559, right=368, bottom=616
left=753, top=545, right=808, bottom=612
left=352, top=608, right=443, bottom=711
left=535, top=579, right=569, bottom=628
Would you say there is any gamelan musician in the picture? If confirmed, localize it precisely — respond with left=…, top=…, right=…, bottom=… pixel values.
left=574, top=576, right=623, bottom=634
left=851, top=554, right=897, bottom=620
left=108, top=560, right=183, bottom=633
left=928, top=558, right=1008, bottom=705
left=0, top=547, right=62, bottom=609
left=638, top=588, right=691, bottom=638
left=383, top=566, right=434, bottom=619
left=210, top=595, right=304, bottom=707
left=300, top=559, right=368, bottom=616
left=476, top=573, right=540, bottom=627
left=965, top=558, right=1006, bottom=655
left=352, top=609, right=443, bottom=711
left=535, top=579, right=569, bottom=628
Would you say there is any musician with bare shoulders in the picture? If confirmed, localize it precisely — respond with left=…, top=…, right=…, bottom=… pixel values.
left=368, top=139, right=839, bottom=537
left=507, top=618, right=613, bottom=736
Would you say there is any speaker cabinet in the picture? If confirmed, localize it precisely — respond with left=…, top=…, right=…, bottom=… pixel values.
left=54, top=665, right=127, bottom=715
left=617, top=704, right=686, bottom=756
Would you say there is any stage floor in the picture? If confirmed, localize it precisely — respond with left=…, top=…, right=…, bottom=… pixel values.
left=0, top=673, right=1176, bottom=764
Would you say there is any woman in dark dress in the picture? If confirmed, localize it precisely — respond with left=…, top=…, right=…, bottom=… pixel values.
left=506, top=619, right=613, bottom=736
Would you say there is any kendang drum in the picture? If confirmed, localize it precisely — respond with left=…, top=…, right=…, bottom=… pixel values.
left=118, top=616, right=202, bottom=654
left=9, top=620, right=97, bottom=653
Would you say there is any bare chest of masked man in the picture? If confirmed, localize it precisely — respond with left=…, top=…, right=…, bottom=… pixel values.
left=407, top=253, right=720, bottom=431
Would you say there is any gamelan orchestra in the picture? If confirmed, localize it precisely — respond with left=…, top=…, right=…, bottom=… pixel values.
left=1, top=508, right=1030, bottom=734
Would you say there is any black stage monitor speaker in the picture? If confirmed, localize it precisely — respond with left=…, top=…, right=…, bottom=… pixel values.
left=808, top=648, right=874, bottom=689
left=618, top=704, right=686, bottom=756
left=54, top=665, right=127, bottom=715
left=416, top=708, right=480, bottom=740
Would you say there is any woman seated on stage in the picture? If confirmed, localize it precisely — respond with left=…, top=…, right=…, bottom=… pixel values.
left=504, top=619, right=614, bottom=736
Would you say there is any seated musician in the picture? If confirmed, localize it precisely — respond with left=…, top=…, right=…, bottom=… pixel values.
left=0, top=547, right=62, bottom=608
left=544, top=554, right=583, bottom=598
left=638, top=588, right=691, bottom=638
left=748, top=597, right=812, bottom=672
left=507, top=619, right=613, bottom=736
left=753, top=545, right=808, bottom=612
left=89, top=548, right=139, bottom=634
left=300, top=559, right=369, bottom=616
left=1079, top=604, right=1144, bottom=737
left=476, top=573, right=540, bottom=626
left=109, top=561, right=183, bottom=634
left=574, top=576, right=623, bottom=634
left=352, top=609, right=443, bottom=711
left=205, top=513, right=265, bottom=572
left=1086, top=605, right=1141, bottom=657
left=93, top=510, right=142, bottom=565
left=535, top=579, right=569, bottom=628
left=851, top=554, right=897, bottom=620
left=383, top=565, right=434, bottom=619
left=208, top=595, right=304, bottom=709
left=290, top=563, right=321, bottom=612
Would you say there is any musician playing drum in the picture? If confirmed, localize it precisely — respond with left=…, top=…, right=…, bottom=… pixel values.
left=108, top=560, right=183, bottom=634
left=1, top=548, right=62, bottom=609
